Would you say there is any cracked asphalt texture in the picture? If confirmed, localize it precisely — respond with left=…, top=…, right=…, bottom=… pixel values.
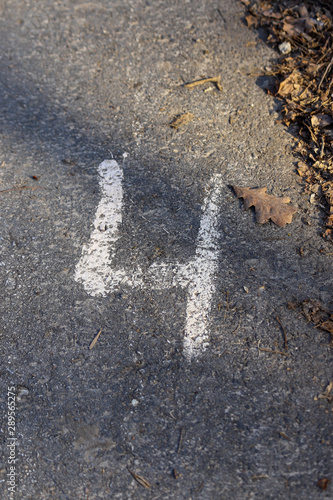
left=0, top=0, right=332, bottom=498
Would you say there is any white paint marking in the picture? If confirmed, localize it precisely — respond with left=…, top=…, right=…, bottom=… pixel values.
left=75, top=160, right=224, bottom=359
left=182, top=178, right=222, bottom=359
left=74, top=160, right=124, bottom=297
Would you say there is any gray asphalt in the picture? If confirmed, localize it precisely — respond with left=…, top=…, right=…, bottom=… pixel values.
left=1, top=0, right=332, bottom=499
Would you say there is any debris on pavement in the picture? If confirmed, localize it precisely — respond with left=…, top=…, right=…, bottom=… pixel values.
left=316, top=381, right=333, bottom=402
left=170, top=112, right=195, bottom=129
left=275, top=316, right=288, bottom=349
left=258, top=346, right=288, bottom=356
left=172, top=468, right=181, bottom=479
left=184, top=76, right=223, bottom=91
left=278, top=41, right=291, bottom=54
left=89, top=328, right=102, bottom=350
left=0, top=185, right=48, bottom=194
left=243, top=0, right=333, bottom=241
left=301, top=299, right=333, bottom=338
left=128, top=469, right=151, bottom=489
left=16, top=386, right=29, bottom=401
left=317, top=478, right=331, bottom=490
left=288, top=299, right=333, bottom=344
left=233, top=185, right=297, bottom=226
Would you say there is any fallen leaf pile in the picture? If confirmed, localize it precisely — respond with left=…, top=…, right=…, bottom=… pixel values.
left=233, top=185, right=297, bottom=227
left=242, top=0, right=333, bottom=240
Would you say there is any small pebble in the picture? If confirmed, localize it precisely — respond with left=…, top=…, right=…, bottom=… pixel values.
left=17, top=386, right=29, bottom=401
left=278, top=41, right=291, bottom=55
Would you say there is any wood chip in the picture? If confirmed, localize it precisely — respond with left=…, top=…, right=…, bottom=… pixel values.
left=173, top=468, right=181, bottom=479
left=317, top=478, right=330, bottom=490
left=89, top=328, right=102, bottom=350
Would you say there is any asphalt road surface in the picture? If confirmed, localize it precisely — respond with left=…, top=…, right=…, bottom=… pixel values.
left=1, top=1, right=332, bottom=499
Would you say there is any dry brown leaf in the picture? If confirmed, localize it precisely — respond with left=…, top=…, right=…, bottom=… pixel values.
left=282, top=22, right=299, bottom=37
left=233, top=186, right=297, bottom=227
left=170, top=112, right=194, bottom=129
left=311, top=114, right=333, bottom=128
left=245, top=15, right=257, bottom=28
left=297, top=161, right=312, bottom=177
left=320, top=320, right=333, bottom=334
left=278, top=70, right=303, bottom=98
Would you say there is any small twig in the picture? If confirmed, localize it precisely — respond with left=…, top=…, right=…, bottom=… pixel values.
left=327, top=73, right=333, bottom=95
left=127, top=469, right=151, bottom=489
left=47, top=473, right=71, bottom=500
left=0, top=186, right=48, bottom=194
left=259, top=347, right=288, bottom=356
left=184, top=76, right=222, bottom=91
left=275, top=317, right=288, bottom=350
left=318, top=55, right=333, bottom=90
left=251, top=474, right=269, bottom=480
left=298, top=83, right=311, bottom=101
left=231, top=316, right=241, bottom=335
left=177, top=427, right=185, bottom=454
left=217, top=8, right=226, bottom=23
left=303, top=122, right=319, bottom=146
left=319, top=137, right=325, bottom=159
left=315, top=44, right=332, bottom=68
left=223, top=290, right=229, bottom=321
left=89, top=328, right=102, bottom=350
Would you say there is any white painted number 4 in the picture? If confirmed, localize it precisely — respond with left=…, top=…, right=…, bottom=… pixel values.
left=75, top=160, right=224, bottom=359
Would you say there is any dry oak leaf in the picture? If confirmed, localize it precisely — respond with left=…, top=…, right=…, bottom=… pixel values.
left=233, top=186, right=297, bottom=227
